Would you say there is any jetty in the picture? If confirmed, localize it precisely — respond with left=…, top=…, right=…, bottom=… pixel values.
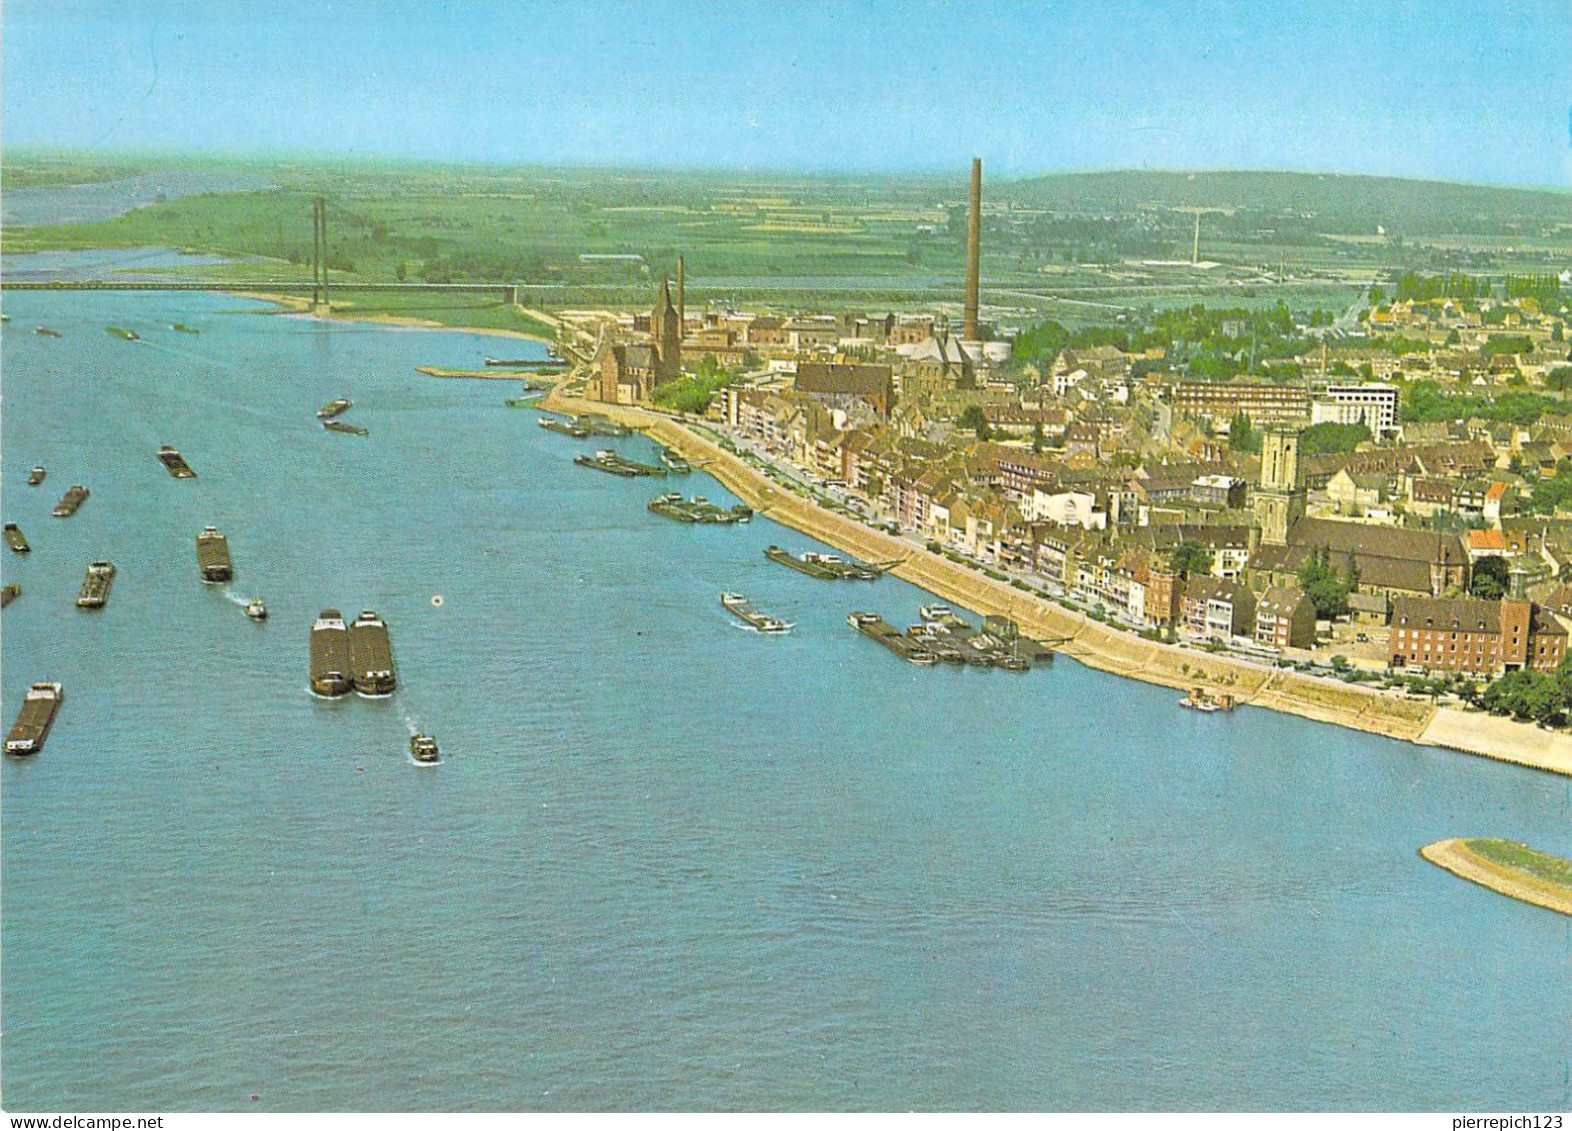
left=766, top=544, right=879, bottom=581
left=53, top=485, right=89, bottom=518
left=575, top=450, right=667, bottom=478
left=323, top=420, right=369, bottom=436
left=4, top=523, right=32, bottom=554
left=721, top=591, right=793, bottom=634
left=348, top=609, right=396, bottom=697
left=2, top=584, right=20, bottom=608
left=648, top=493, right=752, bottom=524
left=1421, top=838, right=1572, bottom=917
left=76, top=561, right=116, bottom=609
left=28, top=467, right=46, bottom=486
left=309, top=610, right=353, bottom=697
left=158, top=446, right=197, bottom=479
left=6, top=683, right=63, bottom=755
left=196, top=526, right=234, bottom=583
left=539, top=416, right=590, bottom=438
left=848, top=611, right=936, bottom=665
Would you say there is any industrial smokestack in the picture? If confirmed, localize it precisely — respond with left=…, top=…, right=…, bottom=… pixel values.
left=964, top=158, right=982, bottom=341
left=677, top=255, right=686, bottom=329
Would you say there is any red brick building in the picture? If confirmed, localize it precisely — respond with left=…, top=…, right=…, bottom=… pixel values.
left=1389, top=596, right=1567, bottom=675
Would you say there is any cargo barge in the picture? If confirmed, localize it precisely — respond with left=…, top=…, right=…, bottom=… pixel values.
left=538, top=416, right=590, bottom=438
left=53, top=485, right=89, bottom=518
left=196, top=526, right=234, bottom=583
left=575, top=450, right=668, bottom=478
left=915, top=606, right=1042, bottom=670
left=848, top=611, right=936, bottom=664
left=309, top=610, right=353, bottom=697
left=6, top=682, right=63, bottom=755
left=35, top=327, right=62, bottom=338
left=318, top=399, right=353, bottom=419
left=27, top=467, right=46, bottom=486
left=323, top=420, right=369, bottom=436
left=766, top=545, right=879, bottom=580
left=158, top=446, right=197, bottom=479
left=720, top=591, right=793, bottom=634
left=648, top=493, right=753, bottom=524
left=348, top=609, right=396, bottom=697
left=4, top=523, right=31, bottom=554
left=76, top=561, right=116, bottom=609
left=2, top=584, right=20, bottom=608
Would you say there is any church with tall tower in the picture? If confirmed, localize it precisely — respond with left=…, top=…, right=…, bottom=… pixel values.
left=1253, top=428, right=1306, bottom=546
left=595, top=275, right=685, bottom=403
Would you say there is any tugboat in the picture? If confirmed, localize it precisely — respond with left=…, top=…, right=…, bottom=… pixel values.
left=309, top=609, right=353, bottom=697
left=410, top=734, right=441, bottom=764
left=4, top=523, right=31, bottom=553
left=317, top=399, right=353, bottom=419
left=27, top=467, right=45, bottom=486
left=245, top=599, right=268, bottom=622
left=6, top=683, right=63, bottom=756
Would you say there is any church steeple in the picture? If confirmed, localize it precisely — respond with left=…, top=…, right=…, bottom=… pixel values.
left=650, top=276, right=682, bottom=384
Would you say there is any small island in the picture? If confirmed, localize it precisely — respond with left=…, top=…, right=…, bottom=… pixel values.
left=1421, top=838, right=1572, bottom=917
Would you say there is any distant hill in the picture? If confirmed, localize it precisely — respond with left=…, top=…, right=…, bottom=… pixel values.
left=995, top=170, right=1571, bottom=237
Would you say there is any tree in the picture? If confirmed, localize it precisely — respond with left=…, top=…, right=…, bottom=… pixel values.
left=1228, top=412, right=1260, bottom=453
left=1032, top=421, right=1046, bottom=454
left=1299, top=545, right=1352, bottom=618
left=957, top=405, right=992, bottom=440
left=1547, top=366, right=1572, bottom=397
left=1301, top=421, right=1372, bottom=454
left=1470, top=555, right=1510, bottom=599
left=1168, top=540, right=1213, bottom=579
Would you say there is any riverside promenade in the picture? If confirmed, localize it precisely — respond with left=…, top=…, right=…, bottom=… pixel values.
left=540, top=387, right=1572, bottom=778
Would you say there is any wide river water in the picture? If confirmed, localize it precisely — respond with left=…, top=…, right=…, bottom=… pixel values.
left=2, top=287, right=1569, bottom=1111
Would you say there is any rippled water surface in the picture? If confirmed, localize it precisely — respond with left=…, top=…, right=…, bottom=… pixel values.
left=3, top=288, right=1569, bottom=1111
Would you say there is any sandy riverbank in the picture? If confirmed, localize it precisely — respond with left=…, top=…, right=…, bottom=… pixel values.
left=1420, top=839, right=1572, bottom=917
left=230, top=292, right=558, bottom=344
left=540, top=388, right=1572, bottom=776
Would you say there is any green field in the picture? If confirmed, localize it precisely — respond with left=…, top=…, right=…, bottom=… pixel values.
left=1465, top=839, right=1572, bottom=889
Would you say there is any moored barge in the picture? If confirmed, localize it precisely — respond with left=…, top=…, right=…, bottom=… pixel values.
left=575, top=413, right=631, bottom=437
left=4, top=523, right=31, bottom=554
left=348, top=609, right=396, bottom=697
left=648, top=493, right=752, bottom=524
left=766, top=545, right=879, bottom=580
left=196, top=526, right=234, bottom=583
left=575, top=450, right=667, bottom=478
left=310, top=610, right=353, bottom=697
left=538, top=416, right=590, bottom=438
left=848, top=611, right=936, bottom=665
left=158, top=446, right=197, bottom=478
left=720, top=591, right=793, bottom=634
left=6, top=682, right=63, bottom=755
left=53, top=485, right=89, bottom=518
left=660, top=447, right=693, bottom=474
left=76, top=561, right=116, bottom=609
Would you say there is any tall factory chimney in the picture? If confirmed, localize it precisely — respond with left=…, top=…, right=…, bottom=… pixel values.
left=964, top=157, right=982, bottom=341
left=676, top=255, right=686, bottom=329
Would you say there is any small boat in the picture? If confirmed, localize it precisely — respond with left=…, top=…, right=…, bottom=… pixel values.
left=1, top=584, right=19, bottom=608
left=317, top=399, right=353, bottom=419
left=27, top=467, right=46, bottom=486
left=35, top=327, right=62, bottom=338
left=505, top=390, right=543, bottom=407
left=4, top=523, right=31, bottom=553
left=245, top=599, right=268, bottom=621
left=323, top=420, right=369, bottom=436
left=1179, top=687, right=1233, bottom=713
left=410, top=734, right=441, bottom=764
left=171, top=323, right=200, bottom=334
left=546, top=345, right=563, bottom=360
left=107, top=326, right=140, bottom=341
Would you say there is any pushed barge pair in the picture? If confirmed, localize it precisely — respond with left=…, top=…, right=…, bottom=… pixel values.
left=310, top=609, right=396, bottom=698
left=721, top=592, right=793, bottom=634
left=6, top=683, right=63, bottom=755
left=196, top=527, right=233, bottom=583
left=158, top=447, right=197, bottom=479
left=76, top=561, right=116, bottom=609
left=575, top=450, right=667, bottom=478
left=53, top=485, right=90, bottom=518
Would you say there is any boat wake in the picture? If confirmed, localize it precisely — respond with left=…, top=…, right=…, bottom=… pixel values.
left=221, top=589, right=252, bottom=609
left=401, top=709, right=422, bottom=737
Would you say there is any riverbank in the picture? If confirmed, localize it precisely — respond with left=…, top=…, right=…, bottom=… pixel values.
left=230, top=291, right=558, bottom=344
left=538, top=387, right=1572, bottom=776
left=1420, top=839, right=1572, bottom=917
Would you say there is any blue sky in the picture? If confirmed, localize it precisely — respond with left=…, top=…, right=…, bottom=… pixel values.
left=4, top=0, right=1570, bottom=187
